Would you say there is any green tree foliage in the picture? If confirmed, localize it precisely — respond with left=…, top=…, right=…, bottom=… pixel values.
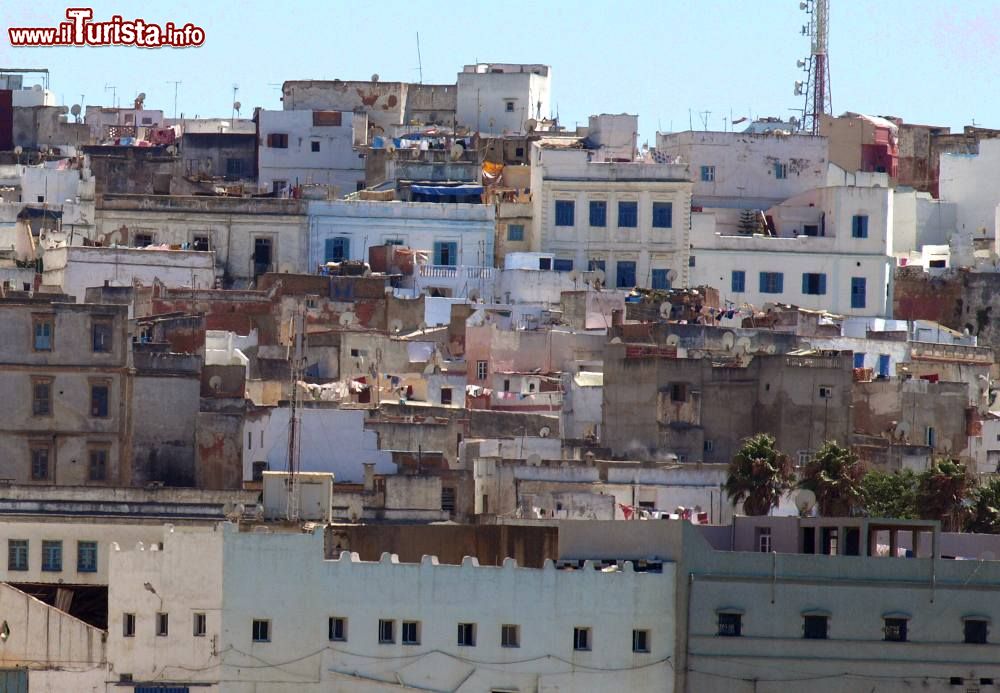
left=966, top=477, right=1000, bottom=534
left=798, top=441, right=865, bottom=516
left=915, top=459, right=970, bottom=532
left=859, top=469, right=918, bottom=520
left=724, top=433, right=795, bottom=516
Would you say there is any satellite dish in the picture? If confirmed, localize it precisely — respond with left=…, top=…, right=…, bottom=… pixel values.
left=568, top=271, right=579, bottom=282
left=449, top=142, right=464, bottom=160
left=735, top=337, right=752, bottom=354
left=793, top=489, right=816, bottom=516
left=468, top=288, right=481, bottom=303
left=222, top=502, right=234, bottom=516
left=389, top=318, right=403, bottom=334
left=233, top=101, right=242, bottom=112
left=339, top=312, right=356, bottom=326
left=538, top=426, right=551, bottom=438
left=371, top=73, right=380, bottom=83
left=666, top=334, right=680, bottom=347
left=527, top=453, right=542, bottom=466
left=594, top=269, right=606, bottom=284
left=667, top=269, right=678, bottom=282
left=766, top=344, right=776, bottom=354
left=722, top=332, right=736, bottom=350
left=893, top=421, right=911, bottom=439
left=166, top=144, right=177, bottom=155
left=138, top=92, right=146, bottom=101
left=384, top=139, right=396, bottom=153
left=209, top=375, right=222, bottom=391
left=659, top=303, right=672, bottom=318
left=14, top=146, right=22, bottom=155
left=525, top=118, right=537, bottom=133
left=70, top=104, right=81, bottom=117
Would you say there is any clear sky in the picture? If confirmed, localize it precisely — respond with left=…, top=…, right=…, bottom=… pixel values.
left=3, top=0, right=999, bottom=144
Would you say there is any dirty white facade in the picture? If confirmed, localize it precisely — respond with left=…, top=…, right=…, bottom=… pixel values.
left=456, top=63, right=552, bottom=135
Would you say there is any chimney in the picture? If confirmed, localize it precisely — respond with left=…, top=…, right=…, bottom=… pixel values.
left=363, top=463, right=375, bottom=492
left=611, top=309, right=623, bottom=327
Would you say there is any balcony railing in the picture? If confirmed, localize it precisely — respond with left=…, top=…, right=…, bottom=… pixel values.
left=417, top=265, right=495, bottom=280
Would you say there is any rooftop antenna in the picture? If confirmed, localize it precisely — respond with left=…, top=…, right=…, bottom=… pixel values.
left=166, top=80, right=181, bottom=119
left=231, top=83, right=239, bottom=127
left=699, top=110, right=711, bottom=131
left=416, top=32, right=423, bottom=84
left=798, top=0, right=832, bottom=134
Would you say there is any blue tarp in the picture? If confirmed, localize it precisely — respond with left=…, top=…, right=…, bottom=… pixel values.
left=411, top=184, right=483, bottom=196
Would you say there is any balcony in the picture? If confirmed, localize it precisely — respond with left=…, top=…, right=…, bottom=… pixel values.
left=417, top=265, right=495, bottom=280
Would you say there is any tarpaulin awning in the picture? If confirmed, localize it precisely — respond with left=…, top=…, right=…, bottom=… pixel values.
left=411, top=184, right=483, bottom=196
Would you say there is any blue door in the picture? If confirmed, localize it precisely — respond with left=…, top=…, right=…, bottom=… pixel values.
left=877, top=354, right=890, bottom=378
left=0, top=670, right=27, bottom=693
left=616, top=261, right=637, bottom=288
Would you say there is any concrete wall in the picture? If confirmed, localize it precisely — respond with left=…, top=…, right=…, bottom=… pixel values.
left=281, top=80, right=457, bottom=130
left=456, top=64, right=551, bottom=135
left=940, top=138, right=1000, bottom=241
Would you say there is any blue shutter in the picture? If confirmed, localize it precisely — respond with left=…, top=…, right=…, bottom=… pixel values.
left=651, top=270, right=670, bottom=290
left=324, top=238, right=335, bottom=262
left=433, top=242, right=444, bottom=265
left=877, top=354, right=890, bottom=377
left=802, top=273, right=809, bottom=295
left=732, top=271, right=745, bottom=293
left=853, top=353, right=865, bottom=369
left=818, top=273, right=826, bottom=295
left=759, top=272, right=767, bottom=293
left=775, top=273, right=783, bottom=293
left=851, top=277, right=866, bottom=308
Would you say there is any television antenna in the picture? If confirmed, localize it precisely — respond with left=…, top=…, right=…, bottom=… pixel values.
left=797, top=0, right=832, bottom=134
left=166, top=80, right=181, bottom=119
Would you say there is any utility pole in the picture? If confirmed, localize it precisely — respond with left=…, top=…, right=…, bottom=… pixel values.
left=231, top=83, right=239, bottom=127
left=416, top=32, right=423, bottom=84
left=166, top=80, right=181, bottom=119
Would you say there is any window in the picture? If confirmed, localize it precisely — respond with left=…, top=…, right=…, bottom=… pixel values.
left=501, top=624, right=520, bottom=648
left=505, top=101, right=515, bottom=112
left=77, top=541, right=97, bottom=572
left=756, top=527, right=772, bottom=553
left=156, top=612, right=169, bottom=637
left=759, top=272, right=784, bottom=294
left=252, top=619, right=271, bottom=642
left=30, top=445, right=50, bottom=480
left=325, top=236, right=350, bottom=263
left=818, top=386, right=833, bottom=399
left=670, top=383, right=688, bottom=402
left=573, top=626, right=591, bottom=651
left=688, top=255, right=696, bottom=267
left=433, top=241, right=458, bottom=266
left=651, top=269, right=671, bottom=290
left=553, top=258, right=573, bottom=272
left=652, top=202, right=673, bottom=228
left=457, top=622, right=476, bottom=647
left=853, top=352, right=866, bottom=369
left=774, top=162, right=788, bottom=179
left=803, top=615, right=829, bottom=639
left=507, top=224, right=525, bottom=241
left=877, top=354, right=891, bottom=378
left=329, top=617, right=347, bottom=642
left=589, top=200, right=607, bottom=227
left=803, top=224, right=820, bottom=236
left=378, top=619, right=395, bottom=644
left=927, top=426, right=936, bottom=448
left=33, top=316, right=53, bottom=351
left=618, top=201, right=638, bottom=228
left=851, top=277, right=867, bottom=309
left=89, top=448, right=108, bottom=482
left=41, top=540, right=62, bottom=572
left=700, top=165, right=716, bottom=182
left=225, top=158, right=243, bottom=177
left=554, top=200, right=575, bottom=226
left=616, top=261, right=637, bottom=288
left=402, top=620, right=420, bottom=645
left=310, top=140, right=321, bottom=152
left=965, top=619, right=989, bottom=644
left=588, top=259, right=606, bottom=272
left=731, top=270, right=746, bottom=293
left=630, top=628, right=650, bottom=653
left=272, top=180, right=287, bottom=194
left=704, top=439, right=715, bottom=453
left=91, top=383, right=110, bottom=417
left=515, top=147, right=525, bottom=157
left=192, top=234, right=211, bottom=251
left=133, top=232, right=153, bottom=248
left=194, top=613, right=207, bottom=637
left=717, top=613, right=742, bottom=636
left=8, top=540, right=28, bottom=571
left=441, top=487, right=456, bottom=514
left=123, top=613, right=135, bottom=638
left=477, top=360, right=488, bottom=380
left=801, top=273, right=827, bottom=295
left=440, top=387, right=453, bottom=405
left=266, top=133, right=288, bottom=148
left=852, top=214, right=869, bottom=239
left=884, top=618, right=907, bottom=642
left=92, top=319, right=113, bottom=353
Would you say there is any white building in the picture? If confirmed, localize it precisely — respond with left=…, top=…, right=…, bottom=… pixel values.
left=690, top=185, right=894, bottom=317
left=41, top=245, right=216, bottom=302
left=531, top=143, right=692, bottom=290
left=456, top=63, right=551, bottom=135
left=656, top=129, right=829, bottom=208
left=107, top=522, right=675, bottom=692
left=257, top=109, right=367, bottom=197
left=940, top=138, right=1000, bottom=241
left=308, top=198, right=495, bottom=270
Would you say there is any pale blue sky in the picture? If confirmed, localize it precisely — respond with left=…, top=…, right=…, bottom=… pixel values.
left=3, top=0, right=999, bottom=144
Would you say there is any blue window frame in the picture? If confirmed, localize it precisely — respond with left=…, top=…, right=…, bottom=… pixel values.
left=588, top=259, right=606, bottom=272
left=553, top=259, right=574, bottom=272
left=652, top=202, right=673, bottom=228
left=434, top=241, right=458, bottom=266
left=651, top=269, right=671, bottom=290
left=555, top=200, right=575, bottom=226
left=851, top=277, right=867, bottom=308
left=853, top=353, right=865, bottom=369
left=77, top=541, right=97, bottom=573
left=589, top=201, right=607, bottom=227
left=700, top=165, right=715, bottom=182
left=42, top=540, right=62, bottom=572
left=324, top=236, right=350, bottom=262
left=852, top=215, right=869, bottom=238
left=507, top=224, right=525, bottom=241
left=618, top=201, right=638, bottom=228
left=759, top=272, right=784, bottom=294
left=731, top=270, right=746, bottom=293
left=801, top=273, right=827, bottom=295
left=877, top=354, right=890, bottom=377
left=774, top=162, right=788, bottom=179
left=616, top=261, right=637, bottom=288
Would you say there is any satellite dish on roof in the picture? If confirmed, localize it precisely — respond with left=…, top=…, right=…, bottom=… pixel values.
left=138, top=92, right=146, bottom=102
left=389, top=318, right=403, bottom=334
left=722, top=332, right=736, bottom=350
left=666, top=333, right=680, bottom=347
left=793, top=489, right=816, bottom=516
left=371, top=73, right=380, bottom=83
left=538, top=426, right=551, bottom=438
left=659, top=303, right=672, bottom=319
left=525, top=118, right=537, bottom=133
left=449, top=142, right=464, bottom=161
left=70, top=104, right=81, bottom=117
left=527, top=453, right=542, bottom=466
left=233, top=101, right=242, bottom=112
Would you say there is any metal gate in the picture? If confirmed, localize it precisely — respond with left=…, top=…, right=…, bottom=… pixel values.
left=0, top=669, right=27, bottom=693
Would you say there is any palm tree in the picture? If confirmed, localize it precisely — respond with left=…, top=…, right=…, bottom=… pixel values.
left=724, top=433, right=795, bottom=516
left=915, top=459, right=971, bottom=532
left=966, top=477, right=1000, bottom=534
left=798, top=441, right=865, bottom=516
